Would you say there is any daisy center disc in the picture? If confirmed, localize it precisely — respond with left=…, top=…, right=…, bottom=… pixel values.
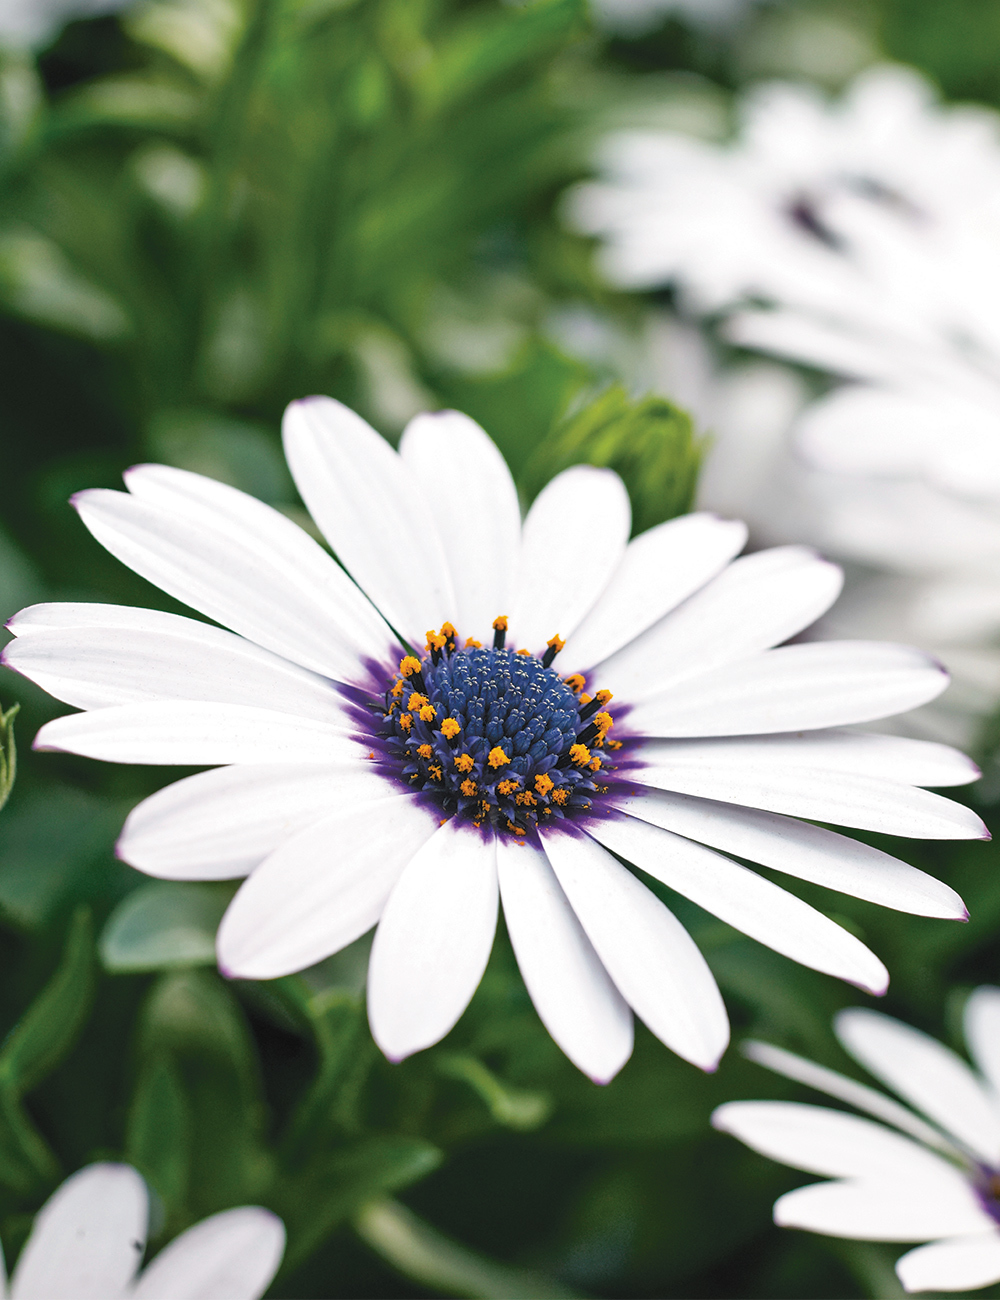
left=373, top=619, right=619, bottom=836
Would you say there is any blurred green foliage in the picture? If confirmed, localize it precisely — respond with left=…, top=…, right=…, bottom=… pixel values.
left=0, top=0, right=996, bottom=1298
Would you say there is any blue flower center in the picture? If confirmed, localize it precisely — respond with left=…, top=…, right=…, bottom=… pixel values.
left=373, top=620, right=620, bottom=836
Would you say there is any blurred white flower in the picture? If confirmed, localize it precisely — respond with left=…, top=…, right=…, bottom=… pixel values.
left=0, top=0, right=131, bottom=48
left=5, top=1162, right=284, bottom=1299
left=715, top=990, right=1000, bottom=1294
left=2, top=398, right=985, bottom=1083
left=571, top=65, right=1000, bottom=741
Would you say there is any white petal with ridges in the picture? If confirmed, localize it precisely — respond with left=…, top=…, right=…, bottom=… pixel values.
left=630, top=762, right=987, bottom=840
left=634, top=731, right=979, bottom=789
left=217, top=795, right=438, bottom=979
left=497, top=836, right=633, bottom=1083
left=597, top=546, right=843, bottom=701
left=592, top=815, right=887, bottom=992
left=35, top=702, right=363, bottom=766
left=712, top=1101, right=957, bottom=1180
left=630, top=642, right=949, bottom=737
left=11, top=1163, right=147, bottom=1300
left=130, top=1207, right=284, bottom=1300
left=510, top=467, right=631, bottom=654
left=399, top=411, right=521, bottom=643
left=896, top=1234, right=1000, bottom=1294
left=615, top=788, right=968, bottom=919
left=964, top=987, right=1000, bottom=1100
left=3, top=619, right=347, bottom=722
left=118, top=764, right=397, bottom=879
left=559, top=514, right=748, bottom=674
left=368, top=819, right=499, bottom=1060
left=75, top=468, right=391, bottom=680
left=282, top=397, right=455, bottom=641
left=774, top=1176, right=995, bottom=1241
left=540, top=829, right=728, bottom=1071
left=836, top=1009, right=1000, bottom=1166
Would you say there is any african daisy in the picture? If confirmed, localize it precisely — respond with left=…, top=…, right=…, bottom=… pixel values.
left=2, top=398, right=987, bottom=1082
left=2, top=1162, right=283, bottom=1299
left=715, top=990, right=1000, bottom=1293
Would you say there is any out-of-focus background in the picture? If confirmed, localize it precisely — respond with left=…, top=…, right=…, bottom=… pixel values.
left=1, top=1, right=1000, bottom=1296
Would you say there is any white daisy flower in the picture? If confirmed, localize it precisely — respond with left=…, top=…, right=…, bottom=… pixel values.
left=714, top=990, right=1000, bottom=1294
left=1, top=1161, right=284, bottom=1299
left=570, top=64, right=1000, bottom=742
left=2, top=399, right=987, bottom=1083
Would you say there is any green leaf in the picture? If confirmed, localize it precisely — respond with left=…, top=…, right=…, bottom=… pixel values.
left=99, top=881, right=235, bottom=974
left=126, top=1050, right=190, bottom=1212
left=0, top=908, right=95, bottom=1097
left=522, top=384, right=705, bottom=535
left=0, top=702, right=16, bottom=815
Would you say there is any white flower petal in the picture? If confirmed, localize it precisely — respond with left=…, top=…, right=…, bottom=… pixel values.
left=282, top=397, right=455, bottom=641
left=217, top=795, right=437, bottom=979
left=598, top=546, right=843, bottom=701
left=496, top=836, right=633, bottom=1083
left=35, top=702, right=362, bottom=766
left=615, top=788, right=968, bottom=919
left=367, top=819, right=499, bottom=1060
left=75, top=467, right=391, bottom=681
left=118, top=764, right=397, bottom=880
left=712, top=1100, right=957, bottom=1180
left=592, top=815, right=888, bottom=992
left=11, top=1163, right=147, bottom=1300
left=773, top=1176, right=995, bottom=1242
left=130, top=1207, right=284, bottom=1300
left=540, top=829, right=728, bottom=1071
left=635, top=731, right=979, bottom=789
left=964, top=987, right=1000, bottom=1101
left=559, top=513, right=748, bottom=674
left=631, top=758, right=987, bottom=840
left=742, top=1042, right=957, bottom=1153
left=836, top=1008, right=1000, bottom=1166
left=510, top=466, right=631, bottom=654
left=629, top=642, right=949, bottom=737
left=3, top=617, right=347, bottom=722
left=896, top=1234, right=1000, bottom=1294
left=399, top=411, right=521, bottom=643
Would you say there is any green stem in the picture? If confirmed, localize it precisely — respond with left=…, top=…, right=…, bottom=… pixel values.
left=355, top=1197, right=584, bottom=1300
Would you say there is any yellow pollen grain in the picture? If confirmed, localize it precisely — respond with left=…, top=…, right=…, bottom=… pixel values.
left=488, top=746, right=511, bottom=768
left=534, top=774, right=554, bottom=797
left=594, top=711, right=613, bottom=734
left=506, top=820, right=526, bottom=837
left=516, top=648, right=531, bottom=656
left=454, top=753, right=474, bottom=773
left=547, top=634, right=566, bottom=653
left=460, top=779, right=478, bottom=797
left=440, top=621, right=456, bottom=639
left=390, top=680, right=404, bottom=698
left=399, top=714, right=412, bottom=732
left=407, top=692, right=428, bottom=712
left=417, top=744, right=432, bottom=759
left=426, top=631, right=447, bottom=652
left=606, top=738, right=623, bottom=750
left=367, top=750, right=375, bottom=760
left=515, top=791, right=537, bottom=807
left=596, top=689, right=613, bottom=705
left=399, top=656, right=421, bottom=678
left=440, top=717, right=461, bottom=739
left=564, top=674, right=585, bottom=693
left=579, top=693, right=593, bottom=706
left=570, top=743, right=591, bottom=766
left=419, top=704, right=437, bottom=723
left=496, top=778, right=518, bottom=796
left=464, top=637, right=482, bottom=649
left=589, top=757, right=602, bottom=772
left=493, top=615, right=508, bottom=631
left=551, top=788, right=568, bottom=805
left=428, top=764, right=443, bottom=781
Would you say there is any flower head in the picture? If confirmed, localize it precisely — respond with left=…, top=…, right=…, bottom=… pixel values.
left=714, top=990, right=1000, bottom=1293
left=3, top=398, right=986, bottom=1082
left=2, top=1162, right=283, bottom=1299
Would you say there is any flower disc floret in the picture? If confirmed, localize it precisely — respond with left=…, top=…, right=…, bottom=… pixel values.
left=374, top=624, right=615, bottom=834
